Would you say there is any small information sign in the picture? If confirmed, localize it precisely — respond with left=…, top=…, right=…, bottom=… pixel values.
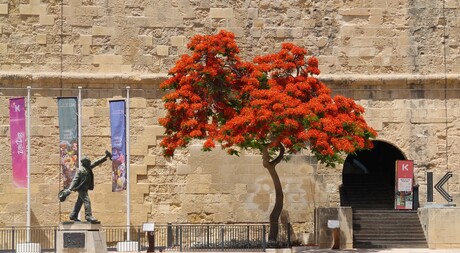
left=327, top=220, right=340, bottom=229
left=398, top=178, right=412, bottom=192
left=143, top=223, right=155, bottom=232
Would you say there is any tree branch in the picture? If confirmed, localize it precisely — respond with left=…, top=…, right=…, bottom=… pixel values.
left=270, top=143, right=285, bottom=166
left=262, top=145, right=271, bottom=168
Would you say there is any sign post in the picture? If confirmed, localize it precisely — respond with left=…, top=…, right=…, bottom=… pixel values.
left=395, top=160, right=414, bottom=210
left=328, top=220, right=340, bottom=249
left=143, top=223, right=155, bottom=253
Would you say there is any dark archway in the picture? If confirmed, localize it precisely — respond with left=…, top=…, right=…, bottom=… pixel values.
left=340, top=140, right=406, bottom=209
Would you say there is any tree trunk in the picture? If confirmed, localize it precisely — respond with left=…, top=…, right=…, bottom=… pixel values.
left=262, top=145, right=285, bottom=242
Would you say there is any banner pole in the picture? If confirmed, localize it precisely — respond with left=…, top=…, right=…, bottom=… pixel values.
left=78, top=87, right=82, bottom=164
left=26, top=86, right=31, bottom=241
left=126, top=86, right=131, bottom=240
left=78, top=87, right=82, bottom=220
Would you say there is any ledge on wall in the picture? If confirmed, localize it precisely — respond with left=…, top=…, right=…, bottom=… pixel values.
left=0, top=72, right=458, bottom=88
left=0, top=72, right=168, bottom=88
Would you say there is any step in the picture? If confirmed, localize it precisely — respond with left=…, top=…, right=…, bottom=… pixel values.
left=354, top=220, right=422, bottom=224
left=354, top=228, right=425, bottom=234
left=353, top=228, right=425, bottom=233
left=354, top=218, right=421, bottom=222
left=354, top=241, right=428, bottom=249
left=353, top=209, right=417, bottom=213
left=353, top=218, right=421, bottom=222
left=354, top=234, right=426, bottom=240
left=352, top=208, right=427, bottom=249
left=353, top=211, right=418, bottom=215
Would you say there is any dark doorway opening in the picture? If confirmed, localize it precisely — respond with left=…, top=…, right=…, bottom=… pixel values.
left=340, top=140, right=406, bottom=209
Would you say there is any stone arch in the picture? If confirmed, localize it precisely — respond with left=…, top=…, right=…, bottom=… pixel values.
left=340, top=140, right=406, bottom=209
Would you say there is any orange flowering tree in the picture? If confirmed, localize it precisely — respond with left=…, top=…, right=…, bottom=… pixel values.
left=159, top=30, right=376, bottom=241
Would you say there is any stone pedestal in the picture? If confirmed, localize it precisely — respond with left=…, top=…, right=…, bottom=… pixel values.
left=116, top=241, right=139, bottom=252
left=315, top=207, right=353, bottom=249
left=57, top=222, right=107, bottom=253
left=16, top=243, right=41, bottom=253
left=419, top=207, right=460, bottom=248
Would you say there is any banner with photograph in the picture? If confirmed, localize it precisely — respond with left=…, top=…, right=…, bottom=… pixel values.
left=58, top=97, right=79, bottom=189
left=9, top=98, right=27, bottom=188
left=110, top=100, right=127, bottom=192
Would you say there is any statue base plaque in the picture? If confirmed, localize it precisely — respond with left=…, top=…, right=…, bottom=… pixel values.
left=57, top=222, right=107, bottom=253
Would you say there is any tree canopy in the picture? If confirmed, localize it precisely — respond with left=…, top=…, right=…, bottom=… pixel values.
left=159, top=30, right=376, bottom=166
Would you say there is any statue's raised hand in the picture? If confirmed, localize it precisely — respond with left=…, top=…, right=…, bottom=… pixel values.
left=105, top=150, right=112, bottom=160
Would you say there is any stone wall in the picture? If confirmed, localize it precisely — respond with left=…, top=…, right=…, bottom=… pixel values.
left=419, top=207, right=460, bottom=248
left=315, top=207, right=353, bottom=249
left=324, top=75, right=460, bottom=207
left=0, top=75, right=459, bottom=239
left=0, top=79, right=340, bottom=240
left=0, top=0, right=459, bottom=243
left=0, top=1, right=458, bottom=75
left=0, top=83, right=165, bottom=226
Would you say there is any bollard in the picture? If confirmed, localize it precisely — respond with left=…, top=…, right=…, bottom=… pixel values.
left=147, top=231, right=155, bottom=253
left=331, top=228, right=340, bottom=249
left=327, top=220, right=340, bottom=250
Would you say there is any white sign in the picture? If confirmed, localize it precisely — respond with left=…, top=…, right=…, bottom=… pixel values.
left=142, top=223, right=155, bottom=232
left=398, top=178, right=412, bottom=192
left=327, top=220, right=340, bottom=229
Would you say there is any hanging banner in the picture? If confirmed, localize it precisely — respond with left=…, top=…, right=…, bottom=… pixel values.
left=9, top=98, right=27, bottom=188
left=58, top=97, right=79, bottom=189
left=395, top=160, right=414, bottom=210
left=110, top=100, right=127, bottom=192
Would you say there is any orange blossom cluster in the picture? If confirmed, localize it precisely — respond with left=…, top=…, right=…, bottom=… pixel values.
left=159, top=30, right=376, bottom=165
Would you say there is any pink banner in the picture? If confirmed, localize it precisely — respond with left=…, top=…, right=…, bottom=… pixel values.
left=9, top=98, right=27, bottom=188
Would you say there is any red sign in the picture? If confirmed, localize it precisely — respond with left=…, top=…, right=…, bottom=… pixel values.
left=395, top=160, right=414, bottom=210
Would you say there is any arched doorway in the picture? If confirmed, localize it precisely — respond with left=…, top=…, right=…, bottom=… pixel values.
left=340, top=140, right=406, bottom=209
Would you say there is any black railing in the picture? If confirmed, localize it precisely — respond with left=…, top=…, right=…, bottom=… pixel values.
left=157, top=224, right=270, bottom=251
left=0, top=226, right=56, bottom=252
left=0, top=223, right=291, bottom=252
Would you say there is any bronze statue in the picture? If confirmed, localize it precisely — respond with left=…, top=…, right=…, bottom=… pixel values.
left=59, top=150, right=112, bottom=222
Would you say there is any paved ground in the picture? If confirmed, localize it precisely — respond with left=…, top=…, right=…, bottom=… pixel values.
left=130, top=250, right=460, bottom=253
left=302, top=249, right=460, bottom=253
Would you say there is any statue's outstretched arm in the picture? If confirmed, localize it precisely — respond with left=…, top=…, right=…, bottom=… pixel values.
left=90, top=150, right=112, bottom=169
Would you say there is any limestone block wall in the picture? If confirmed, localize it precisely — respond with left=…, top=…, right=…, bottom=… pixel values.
left=0, top=79, right=339, bottom=240
left=325, top=76, right=460, bottom=206
left=315, top=207, right=353, bottom=249
left=419, top=207, right=460, bottom=248
left=0, top=0, right=459, bottom=241
left=1, top=75, right=459, bottom=236
left=0, top=1, right=458, bottom=75
left=157, top=146, right=333, bottom=229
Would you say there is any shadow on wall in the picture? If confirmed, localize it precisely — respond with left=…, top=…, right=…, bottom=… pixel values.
left=315, top=207, right=353, bottom=249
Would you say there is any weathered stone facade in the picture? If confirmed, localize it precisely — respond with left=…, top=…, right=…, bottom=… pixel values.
left=0, top=0, right=459, bottom=74
left=0, top=0, right=459, bottom=243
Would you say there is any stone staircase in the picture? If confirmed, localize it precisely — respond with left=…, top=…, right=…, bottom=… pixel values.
left=341, top=175, right=427, bottom=248
left=353, top=209, right=428, bottom=248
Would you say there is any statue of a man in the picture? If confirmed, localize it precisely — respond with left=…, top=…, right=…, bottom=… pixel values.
left=61, top=150, right=112, bottom=222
